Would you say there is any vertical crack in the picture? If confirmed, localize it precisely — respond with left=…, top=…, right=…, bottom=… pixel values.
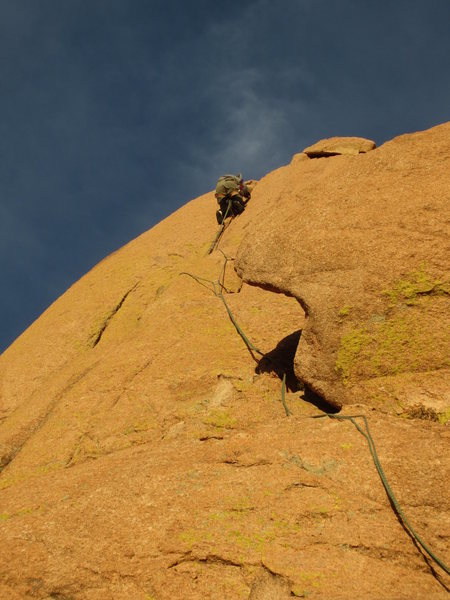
left=90, top=283, right=139, bottom=348
left=0, top=363, right=98, bottom=473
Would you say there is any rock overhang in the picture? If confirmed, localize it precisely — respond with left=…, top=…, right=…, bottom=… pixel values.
left=0, top=123, right=449, bottom=598
left=235, top=122, right=450, bottom=412
left=302, top=136, right=377, bottom=158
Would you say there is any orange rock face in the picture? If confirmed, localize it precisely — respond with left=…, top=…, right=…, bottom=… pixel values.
left=237, top=124, right=450, bottom=411
left=302, top=136, right=376, bottom=157
left=0, top=124, right=449, bottom=599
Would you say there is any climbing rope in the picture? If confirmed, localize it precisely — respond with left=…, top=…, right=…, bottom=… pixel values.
left=181, top=259, right=450, bottom=576
left=312, top=413, right=450, bottom=575
left=280, top=373, right=292, bottom=417
left=207, top=199, right=232, bottom=255
left=181, top=253, right=264, bottom=358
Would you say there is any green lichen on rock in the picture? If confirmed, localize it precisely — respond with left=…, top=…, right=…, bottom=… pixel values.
left=369, top=314, right=420, bottom=375
left=202, top=409, right=237, bottom=429
left=338, top=305, right=352, bottom=318
left=438, top=408, right=450, bottom=425
left=335, top=328, right=372, bottom=384
left=383, top=265, right=448, bottom=307
left=335, top=268, right=450, bottom=385
left=336, top=309, right=449, bottom=384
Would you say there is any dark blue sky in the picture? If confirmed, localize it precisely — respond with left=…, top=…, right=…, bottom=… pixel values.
left=1, top=0, right=449, bottom=353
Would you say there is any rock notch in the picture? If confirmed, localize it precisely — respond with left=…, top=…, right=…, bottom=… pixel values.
left=303, top=136, right=376, bottom=157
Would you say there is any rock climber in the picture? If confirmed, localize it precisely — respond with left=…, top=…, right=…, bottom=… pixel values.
left=214, top=173, right=251, bottom=225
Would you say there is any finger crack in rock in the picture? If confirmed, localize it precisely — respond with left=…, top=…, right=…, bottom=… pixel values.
left=223, top=459, right=271, bottom=467
left=284, top=481, right=320, bottom=491
left=0, top=363, right=98, bottom=473
left=168, top=552, right=244, bottom=569
left=90, top=282, right=139, bottom=348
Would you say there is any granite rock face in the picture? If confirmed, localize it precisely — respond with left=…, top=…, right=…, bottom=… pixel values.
left=0, top=123, right=449, bottom=599
left=302, top=136, right=376, bottom=157
left=236, top=123, right=450, bottom=411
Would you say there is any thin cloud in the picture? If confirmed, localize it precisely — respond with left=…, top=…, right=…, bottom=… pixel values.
left=1, top=1, right=450, bottom=354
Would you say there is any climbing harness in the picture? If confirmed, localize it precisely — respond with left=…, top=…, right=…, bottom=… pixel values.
left=181, top=258, right=450, bottom=577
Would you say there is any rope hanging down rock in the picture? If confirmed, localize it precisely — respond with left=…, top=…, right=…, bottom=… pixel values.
left=313, top=413, right=450, bottom=576
left=207, top=199, right=233, bottom=255
left=181, top=252, right=264, bottom=359
left=281, top=373, right=292, bottom=417
left=180, top=259, right=449, bottom=577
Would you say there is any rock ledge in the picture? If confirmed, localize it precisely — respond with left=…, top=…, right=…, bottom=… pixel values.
left=303, top=136, right=376, bottom=157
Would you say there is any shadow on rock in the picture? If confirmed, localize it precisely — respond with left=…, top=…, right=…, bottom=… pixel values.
left=256, top=330, right=341, bottom=414
left=255, top=330, right=303, bottom=393
left=304, top=384, right=341, bottom=414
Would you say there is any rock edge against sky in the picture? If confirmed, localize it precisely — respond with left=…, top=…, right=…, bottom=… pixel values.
left=0, top=122, right=449, bottom=599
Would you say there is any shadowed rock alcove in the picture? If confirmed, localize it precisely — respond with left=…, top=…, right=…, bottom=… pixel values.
left=255, top=328, right=341, bottom=414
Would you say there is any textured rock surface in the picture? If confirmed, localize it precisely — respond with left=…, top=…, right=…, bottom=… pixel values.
left=302, top=136, right=376, bottom=157
left=237, top=122, right=450, bottom=411
left=0, top=123, right=449, bottom=598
